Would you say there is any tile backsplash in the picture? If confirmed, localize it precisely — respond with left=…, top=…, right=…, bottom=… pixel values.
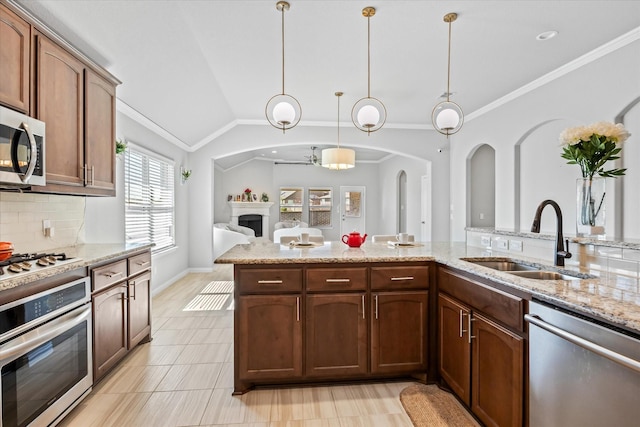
left=0, top=192, right=85, bottom=252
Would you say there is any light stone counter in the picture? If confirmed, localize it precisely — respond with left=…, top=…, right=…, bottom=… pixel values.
left=0, top=243, right=153, bottom=291
left=217, top=240, right=640, bottom=335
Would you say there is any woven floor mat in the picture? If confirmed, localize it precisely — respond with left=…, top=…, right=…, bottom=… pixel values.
left=400, top=384, right=479, bottom=427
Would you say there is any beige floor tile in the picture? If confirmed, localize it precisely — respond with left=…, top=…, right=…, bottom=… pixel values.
left=123, top=343, right=186, bottom=366
left=337, top=413, right=413, bottom=427
left=214, top=362, right=235, bottom=389
left=190, top=327, right=233, bottom=344
left=174, top=342, right=232, bottom=364
left=127, top=389, right=213, bottom=426
left=58, top=392, right=151, bottom=427
left=156, top=363, right=223, bottom=391
left=271, top=387, right=338, bottom=422
left=152, top=316, right=171, bottom=334
left=95, top=365, right=171, bottom=393
left=200, top=388, right=253, bottom=425
left=151, top=328, right=197, bottom=345
left=156, top=315, right=211, bottom=330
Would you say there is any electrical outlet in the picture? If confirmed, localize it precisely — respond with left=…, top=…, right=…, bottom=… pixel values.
left=509, top=240, right=523, bottom=252
left=481, top=236, right=491, bottom=247
left=42, top=219, right=51, bottom=237
left=493, top=239, right=508, bottom=250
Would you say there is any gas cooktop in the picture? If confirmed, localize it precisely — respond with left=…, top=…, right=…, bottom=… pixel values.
left=0, top=253, right=78, bottom=279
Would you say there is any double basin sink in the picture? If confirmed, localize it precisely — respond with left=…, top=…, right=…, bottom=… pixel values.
left=463, top=259, right=594, bottom=281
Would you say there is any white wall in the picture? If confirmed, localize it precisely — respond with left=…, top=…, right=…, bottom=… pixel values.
left=450, top=39, right=640, bottom=241
left=85, top=112, right=191, bottom=292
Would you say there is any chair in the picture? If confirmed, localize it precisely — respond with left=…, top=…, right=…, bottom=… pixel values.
left=371, top=234, right=415, bottom=243
left=273, top=227, right=322, bottom=243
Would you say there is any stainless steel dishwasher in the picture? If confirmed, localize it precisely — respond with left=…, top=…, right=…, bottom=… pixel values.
left=525, top=300, right=640, bottom=427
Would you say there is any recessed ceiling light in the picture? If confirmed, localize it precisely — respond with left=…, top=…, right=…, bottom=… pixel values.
left=271, top=150, right=278, bottom=154
left=536, top=30, right=558, bottom=41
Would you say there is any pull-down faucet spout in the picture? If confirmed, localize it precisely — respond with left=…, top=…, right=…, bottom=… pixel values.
left=531, top=200, right=572, bottom=267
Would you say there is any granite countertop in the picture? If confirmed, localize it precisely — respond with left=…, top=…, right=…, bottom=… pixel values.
left=217, top=240, right=640, bottom=335
left=0, top=243, right=153, bottom=291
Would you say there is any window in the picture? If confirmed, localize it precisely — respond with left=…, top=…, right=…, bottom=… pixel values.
left=279, top=187, right=303, bottom=222
left=309, top=188, right=332, bottom=227
left=124, top=147, right=175, bottom=252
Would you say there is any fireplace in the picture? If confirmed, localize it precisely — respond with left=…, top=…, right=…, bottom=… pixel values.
left=239, top=214, right=263, bottom=237
left=228, top=202, right=274, bottom=239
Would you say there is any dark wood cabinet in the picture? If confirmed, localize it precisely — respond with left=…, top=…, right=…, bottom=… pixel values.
left=93, top=282, right=128, bottom=381
left=128, top=271, right=151, bottom=349
left=84, top=69, right=116, bottom=193
left=371, top=291, right=428, bottom=374
left=471, top=313, right=523, bottom=427
left=237, top=294, right=302, bottom=381
left=91, top=250, right=152, bottom=382
left=35, top=33, right=85, bottom=188
left=438, top=267, right=525, bottom=427
left=438, top=293, right=471, bottom=404
left=0, top=3, right=30, bottom=113
left=305, top=293, right=368, bottom=378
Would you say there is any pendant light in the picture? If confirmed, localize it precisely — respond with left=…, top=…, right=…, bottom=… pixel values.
left=351, top=6, right=386, bottom=134
left=265, top=1, right=301, bottom=133
left=431, top=12, right=464, bottom=136
left=323, top=92, right=355, bottom=170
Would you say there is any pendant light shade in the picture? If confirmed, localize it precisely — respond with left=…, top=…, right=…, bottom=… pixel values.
left=265, top=1, right=301, bottom=133
left=352, top=7, right=386, bottom=134
left=323, top=92, right=355, bottom=170
left=432, top=12, right=464, bottom=136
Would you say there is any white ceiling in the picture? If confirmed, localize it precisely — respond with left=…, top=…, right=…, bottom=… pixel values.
left=14, top=0, right=640, bottom=165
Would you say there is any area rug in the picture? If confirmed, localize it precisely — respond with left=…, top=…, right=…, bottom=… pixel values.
left=400, top=384, right=478, bottom=427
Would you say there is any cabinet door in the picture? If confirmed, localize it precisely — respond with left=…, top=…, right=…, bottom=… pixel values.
left=237, top=294, right=302, bottom=381
left=93, top=283, right=128, bottom=382
left=371, top=291, right=428, bottom=374
left=305, top=293, right=367, bottom=378
left=438, top=293, right=471, bottom=405
left=84, top=69, right=116, bottom=194
left=471, top=313, right=524, bottom=427
left=128, top=271, right=151, bottom=349
left=0, top=4, right=30, bottom=113
left=36, top=34, right=85, bottom=187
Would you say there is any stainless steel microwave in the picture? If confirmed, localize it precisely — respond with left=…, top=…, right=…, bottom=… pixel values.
left=0, top=105, right=46, bottom=187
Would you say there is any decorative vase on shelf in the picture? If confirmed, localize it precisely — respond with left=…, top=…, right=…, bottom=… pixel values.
left=576, top=177, right=606, bottom=237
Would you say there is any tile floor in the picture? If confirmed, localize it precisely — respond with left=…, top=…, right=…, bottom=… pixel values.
left=59, top=265, right=421, bottom=426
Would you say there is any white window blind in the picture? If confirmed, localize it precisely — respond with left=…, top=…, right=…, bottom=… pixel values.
left=124, top=148, right=175, bottom=252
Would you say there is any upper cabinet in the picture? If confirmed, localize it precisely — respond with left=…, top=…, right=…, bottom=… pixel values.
left=0, top=0, right=120, bottom=196
left=0, top=3, right=30, bottom=113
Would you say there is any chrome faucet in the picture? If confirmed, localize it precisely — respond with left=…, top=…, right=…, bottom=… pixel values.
left=531, top=200, right=572, bottom=266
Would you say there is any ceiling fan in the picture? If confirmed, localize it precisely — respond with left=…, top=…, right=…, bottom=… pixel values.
left=274, top=146, right=322, bottom=166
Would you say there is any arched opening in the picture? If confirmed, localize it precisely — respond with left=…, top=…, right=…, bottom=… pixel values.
left=397, top=170, right=407, bottom=232
left=467, top=144, right=496, bottom=228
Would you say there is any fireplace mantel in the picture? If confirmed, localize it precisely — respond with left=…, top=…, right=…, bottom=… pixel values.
left=228, top=202, right=274, bottom=238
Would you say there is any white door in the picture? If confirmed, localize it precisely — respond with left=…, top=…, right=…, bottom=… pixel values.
left=340, top=186, right=366, bottom=238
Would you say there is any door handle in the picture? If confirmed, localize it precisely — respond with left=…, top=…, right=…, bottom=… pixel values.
left=19, top=122, right=38, bottom=183
left=459, top=310, right=468, bottom=338
left=362, top=295, right=365, bottom=319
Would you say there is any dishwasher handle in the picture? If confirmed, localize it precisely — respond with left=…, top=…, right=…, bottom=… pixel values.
left=525, top=314, right=640, bottom=374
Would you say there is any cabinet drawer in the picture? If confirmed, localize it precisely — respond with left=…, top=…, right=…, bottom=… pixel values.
left=92, top=259, right=127, bottom=292
left=306, top=267, right=367, bottom=292
left=371, top=265, right=429, bottom=290
left=237, top=267, right=302, bottom=294
left=128, top=251, right=151, bottom=276
left=438, top=268, right=524, bottom=332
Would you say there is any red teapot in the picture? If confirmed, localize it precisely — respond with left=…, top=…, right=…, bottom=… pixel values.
left=342, top=231, right=367, bottom=248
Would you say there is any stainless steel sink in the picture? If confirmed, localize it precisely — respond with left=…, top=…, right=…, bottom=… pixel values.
left=508, top=270, right=582, bottom=280
left=468, top=260, right=539, bottom=272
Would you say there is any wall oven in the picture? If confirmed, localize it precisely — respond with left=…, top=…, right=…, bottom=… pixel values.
left=0, top=105, right=45, bottom=187
left=0, top=276, right=92, bottom=427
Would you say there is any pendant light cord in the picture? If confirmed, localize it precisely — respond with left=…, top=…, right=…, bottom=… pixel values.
left=367, top=15, right=371, bottom=98
left=281, top=6, right=285, bottom=95
left=337, top=94, right=341, bottom=148
left=446, top=20, right=452, bottom=102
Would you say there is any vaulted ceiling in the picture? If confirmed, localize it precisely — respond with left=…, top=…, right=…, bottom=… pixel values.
left=14, top=0, right=640, bottom=164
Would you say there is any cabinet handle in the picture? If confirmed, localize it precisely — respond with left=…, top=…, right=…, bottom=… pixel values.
left=468, top=315, right=476, bottom=344
left=90, top=165, right=95, bottom=186
left=257, top=280, right=283, bottom=284
left=375, top=294, right=379, bottom=320
left=83, top=164, right=88, bottom=185
left=325, top=278, right=350, bottom=283
left=136, top=260, right=150, bottom=267
left=103, top=271, right=123, bottom=279
left=390, top=276, right=414, bottom=281
left=362, top=295, right=365, bottom=319
left=129, top=281, right=136, bottom=300
left=296, top=297, right=300, bottom=322
left=460, top=310, right=468, bottom=338
left=18, top=122, right=38, bottom=184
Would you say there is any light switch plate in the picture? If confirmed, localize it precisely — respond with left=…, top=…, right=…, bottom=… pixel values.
left=493, top=239, right=508, bottom=250
left=481, top=236, right=491, bottom=247
left=509, top=240, right=523, bottom=252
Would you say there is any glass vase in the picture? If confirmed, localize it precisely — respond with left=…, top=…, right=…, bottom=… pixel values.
left=576, top=177, right=606, bottom=237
